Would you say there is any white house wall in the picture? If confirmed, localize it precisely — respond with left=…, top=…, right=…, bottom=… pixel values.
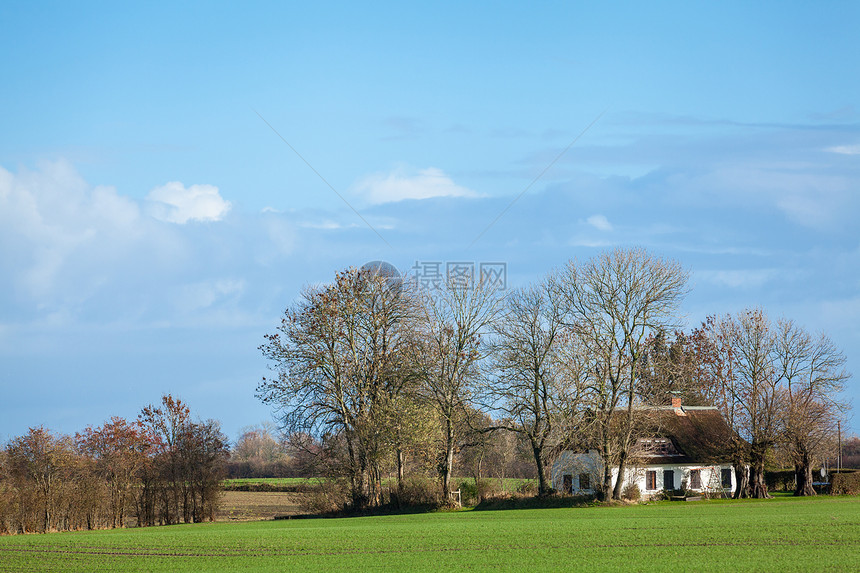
left=552, top=452, right=736, bottom=498
left=551, top=450, right=604, bottom=493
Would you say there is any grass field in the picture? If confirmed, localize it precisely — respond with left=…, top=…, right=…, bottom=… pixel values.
left=1, top=496, right=858, bottom=572
left=223, top=477, right=322, bottom=487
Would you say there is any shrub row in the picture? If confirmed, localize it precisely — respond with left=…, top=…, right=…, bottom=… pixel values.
left=831, top=471, right=860, bottom=495
left=292, top=476, right=542, bottom=516
left=765, top=470, right=797, bottom=492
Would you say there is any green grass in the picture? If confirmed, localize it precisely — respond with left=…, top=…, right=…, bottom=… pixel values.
left=223, top=477, right=322, bottom=487
left=455, top=476, right=537, bottom=489
left=2, top=496, right=858, bottom=572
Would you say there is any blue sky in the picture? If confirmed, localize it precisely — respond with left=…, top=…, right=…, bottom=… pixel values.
left=2, top=1, right=859, bottom=442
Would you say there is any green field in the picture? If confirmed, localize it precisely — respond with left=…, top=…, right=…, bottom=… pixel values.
left=2, top=496, right=858, bottom=572
left=223, top=477, right=323, bottom=488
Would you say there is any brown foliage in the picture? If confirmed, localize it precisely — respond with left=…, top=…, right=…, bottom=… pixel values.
left=0, top=396, right=228, bottom=535
left=831, top=471, right=860, bottom=495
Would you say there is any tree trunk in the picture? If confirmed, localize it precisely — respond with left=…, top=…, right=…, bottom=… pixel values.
left=730, top=441, right=749, bottom=499
left=599, top=438, right=613, bottom=501
left=40, top=478, right=52, bottom=532
left=373, top=462, right=383, bottom=506
left=346, top=432, right=368, bottom=509
left=612, top=450, right=628, bottom=500
left=441, top=417, right=455, bottom=500
left=794, top=447, right=816, bottom=496
left=532, top=444, right=549, bottom=496
left=350, top=450, right=369, bottom=509
left=749, top=458, right=771, bottom=499
left=733, top=465, right=749, bottom=499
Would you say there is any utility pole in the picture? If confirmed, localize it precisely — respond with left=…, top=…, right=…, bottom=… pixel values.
left=838, top=421, right=842, bottom=472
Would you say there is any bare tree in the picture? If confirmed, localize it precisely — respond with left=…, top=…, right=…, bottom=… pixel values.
left=708, top=309, right=786, bottom=498
left=687, top=316, right=751, bottom=497
left=257, top=267, right=419, bottom=508
left=232, top=423, right=286, bottom=465
left=414, top=273, right=503, bottom=498
left=555, top=247, right=689, bottom=500
left=76, top=417, right=149, bottom=528
left=177, top=418, right=229, bottom=522
left=704, top=311, right=851, bottom=498
left=484, top=278, right=586, bottom=496
left=775, top=320, right=849, bottom=495
left=5, top=427, right=76, bottom=532
left=139, top=395, right=193, bottom=524
left=378, top=393, right=439, bottom=497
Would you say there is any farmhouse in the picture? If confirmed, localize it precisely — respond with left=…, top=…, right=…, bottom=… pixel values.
left=551, top=399, right=738, bottom=498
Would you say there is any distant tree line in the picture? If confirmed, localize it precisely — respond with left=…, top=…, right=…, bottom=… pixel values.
left=227, top=420, right=538, bottom=486
left=832, top=437, right=860, bottom=469
left=258, top=247, right=851, bottom=508
left=0, top=395, right=228, bottom=534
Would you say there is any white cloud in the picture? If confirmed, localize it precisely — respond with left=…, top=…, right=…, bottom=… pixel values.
left=354, top=167, right=479, bottom=204
left=586, top=214, right=613, bottom=231
left=659, top=163, right=852, bottom=230
left=0, top=162, right=257, bottom=326
left=174, top=279, right=245, bottom=312
left=695, top=269, right=777, bottom=289
left=299, top=220, right=349, bottom=230
left=825, top=144, right=860, bottom=155
left=0, top=160, right=143, bottom=300
left=264, top=217, right=297, bottom=255
left=146, top=182, right=231, bottom=223
left=568, top=237, right=616, bottom=248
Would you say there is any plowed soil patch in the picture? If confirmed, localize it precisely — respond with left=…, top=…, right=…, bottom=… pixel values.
left=215, top=491, right=305, bottom=521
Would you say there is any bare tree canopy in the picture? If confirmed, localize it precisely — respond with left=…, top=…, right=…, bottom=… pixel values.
left=702, top=310, right=850, bottom=498
left=554, top=247, right=689, bottom=500
left=257, top=267, right=421, bottom=508
left=414, top=272, right=504, bottom=497
left=484, top=276, right=586, bottom=495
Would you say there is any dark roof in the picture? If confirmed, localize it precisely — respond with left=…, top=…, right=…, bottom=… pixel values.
left=638, top=407, right=735, bottom=465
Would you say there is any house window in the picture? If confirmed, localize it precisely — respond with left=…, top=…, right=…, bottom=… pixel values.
left=663, top=470, right=675, bottom=490
left=646, top=471, right=657, bottom=490
left=690, top=469, right=702, bottom=489
left=721, top=468, right=732, bottom=488
left=579, top=473, right=591, bottom=490
left=638, top=438, right=680, bottom=457
left=562, top=474, right=573, bottom=494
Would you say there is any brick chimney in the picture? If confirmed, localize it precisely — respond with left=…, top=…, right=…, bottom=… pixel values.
left=672, top=396, right=686, bottom=416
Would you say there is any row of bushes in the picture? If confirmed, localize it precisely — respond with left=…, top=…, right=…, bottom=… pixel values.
left=831, top=472, right=860, bottom=495
left=764, top=470, right=797, bottom=492
left=764, top=469, right=857, bottom=492
left=294, top=476, right=541, bottom=515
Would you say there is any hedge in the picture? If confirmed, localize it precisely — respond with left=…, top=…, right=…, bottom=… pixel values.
left=764, top=470, right=796, bottom=492
left=831, top=471, right=860, bottom=495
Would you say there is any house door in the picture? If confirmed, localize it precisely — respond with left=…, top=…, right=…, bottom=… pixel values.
left=563, top=474, right=573, bottom=494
